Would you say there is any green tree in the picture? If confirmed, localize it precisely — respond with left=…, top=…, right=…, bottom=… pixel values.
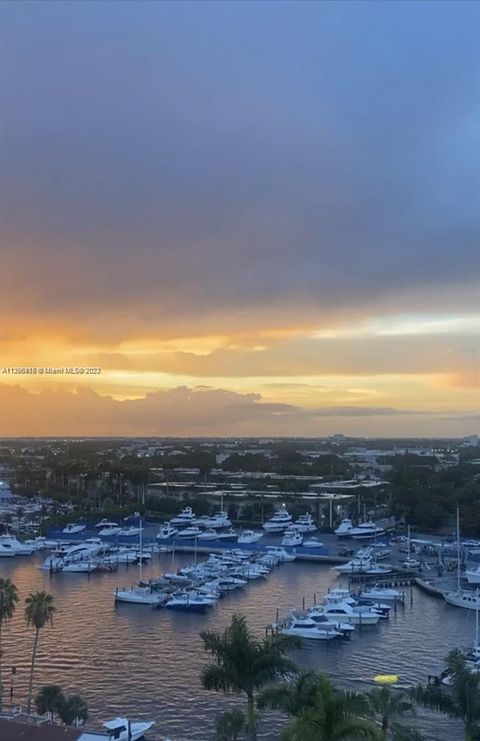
left=261, top=672, right=381, bottom=741
left=58, top=693, right=89, bottom=726
left=24, top=591, right=55, bottom=714
left=412, top=649, right=480, bottom=740
left=214, top=709, right=246, bottom=741
left=200, top=614, right=300, bottom=740
left=365, top=686, right=414, bottom=738
left=35, top=684, right=64, bottom=719
left=0, top=578, right=18, bottom=712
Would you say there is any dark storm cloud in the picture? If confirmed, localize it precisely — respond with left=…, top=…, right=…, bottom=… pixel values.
left=0, top=0, right=479, bottom=329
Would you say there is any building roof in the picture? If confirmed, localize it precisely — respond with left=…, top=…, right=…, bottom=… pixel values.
left=0, top=719, right=86, bottom=741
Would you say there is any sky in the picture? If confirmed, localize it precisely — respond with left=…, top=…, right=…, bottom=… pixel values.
left=0, top=0, right=479, bottom=438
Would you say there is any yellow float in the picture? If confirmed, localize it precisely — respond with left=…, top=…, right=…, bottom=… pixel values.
left=373, top=675, right=398, bottom=684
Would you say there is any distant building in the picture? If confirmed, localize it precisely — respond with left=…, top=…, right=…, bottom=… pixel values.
left=0, top=481, right=14, bottom=504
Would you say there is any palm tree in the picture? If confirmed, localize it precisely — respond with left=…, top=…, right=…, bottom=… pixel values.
left=214, top=709, right=246, bottom=741
left=24, top=591, right=55, bottom=714
left=365, top=686, right=414, bottom=738
left=35, top=684, right=65, bottom=720
left=0, top=578, right=18, bottom=712
left=58, top=693, right=89, bottom=726
left=200, top=614, right=300, bottom=740
left=412, top=649, right=480, bottom=741
left=260, top=672, right=381, bottom=741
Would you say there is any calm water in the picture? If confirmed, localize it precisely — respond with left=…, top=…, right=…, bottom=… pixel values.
left=0, top=553, right=468, bottom=740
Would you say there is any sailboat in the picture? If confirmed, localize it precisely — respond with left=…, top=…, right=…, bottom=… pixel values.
left=114, top=522, right=164, bottom=605
left=442, top=509, right=480, bottom=609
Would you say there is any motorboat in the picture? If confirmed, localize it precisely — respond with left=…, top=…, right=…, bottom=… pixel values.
left=156, top=524, right=178, bottom=540
left=278, top=613, right=341, bottom=640
left=215, top=529, right=238, bottom=541
left=444, top=590, right=480, bottom=610
left=23, top=536, right=56, bottom=551
left=118, top=526, right=143, bottom=537
left=114, top=586, right=166, bottom=606
left=62, top=523, right=86, bottom=534
left=358, top=586, right=405, bottom=602
left=176, top=526, right=203, bottom=539
left=95, top=519, right=118, bottom=529
left=103, top=717, right=155, bottom=740
left=320, top=592, right=381, bottom=625
left=263, top=507, right=292, bottom=533
left=40, top=539, right=103, bottom=570
left=0, top=542, right=16, bottom=557
left=98, top=524, right=122, bottom=537
left=165, top=590, right=216, bottom=612
left=303, top=538, right=325, bottom=549
left=465, top=565, right=480, bottom=585
left=197, top=528, right=220, bottom=541
left=293, top=514, right=317, bottom=533
left=334, top=518, right=353, bottom=537
left=0, top=534, right=34, bottom=555
left=306, top=608, right=355, bottom=635
left=62, top=561, right=97, bottom=573
left=349, top=522, right=385, bottom=540
left=265, top=546, right=296, bottom=562
left=170, top=507, right=197, bottom=527
left=237, top=530, right=263, bottom=544
left=333, top=558, right=373, bottom=574
left=281, top=529, right=303, bottom=547
left=102, top=548, right=138, bottom=564
left=401, top=558, right=421, bottom=570
left=197, top=511, right=232, bottom=529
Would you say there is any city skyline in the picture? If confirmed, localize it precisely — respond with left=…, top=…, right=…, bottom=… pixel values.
left=0, top=0, right=478, bottom=436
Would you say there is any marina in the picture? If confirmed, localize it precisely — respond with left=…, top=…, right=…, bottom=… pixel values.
left=0, top=534, right=472, bottom=739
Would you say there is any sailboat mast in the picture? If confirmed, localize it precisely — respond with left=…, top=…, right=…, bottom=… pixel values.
left=139, top=519, right=143, bottom=582
left=456, top=508, right=461, bottom=592
left=476, top=588, right=479, bottom=649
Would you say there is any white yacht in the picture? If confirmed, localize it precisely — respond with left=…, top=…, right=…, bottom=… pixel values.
left=281, top=529, right=303, bottom=547
left=320, top=592, right=381, bottom=625
left=40, top=539, right=103, bottom=570
left=359, top=586, right=405, bottom=602
left=0, top=542, right=16, bottom=557
left=216, top=529, right=238, bottom=541
left=165, top=590, right=216, bottom=612
left=62, top=523, right=86, bottom=534
left=334, top=518, right=353, bottom=536
left=62, top=561, right=97, bottom=573
left=278, top=613, right=341, bottom=640
left=156, top=524, right=178, bottom=540
left=118, top=526, right=143, bottom=537
left=0, top=534, right=34, bottom=555
left=103, top=717, right=155, bottom=740
left=197, top=511, right=232, bottom=529
left=306, top=608, right=355, bottom=635
left=95, top=519, right=118, bottom=529
left=170, top=507, right=196, bottom=527
left=265, top=546, right=296, bottom=562
left=263, top=507, right=292, bottom=533
left=237, top=530, right=263, bottom=544
left=293, top=513, right=317, bottom=533
left=349, top=522, right=385, bottom=540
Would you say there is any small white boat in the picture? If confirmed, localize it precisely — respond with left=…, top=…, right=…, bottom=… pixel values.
left=334, top=518, right=353, bottom=537
left=334, top=558, right=373, bottom=574
left=114, top=586, right=165, bottom=606
left=156, top=524, right=178, bottom=540
left=98, top=524, right=122, bottom=537
left=197, top=528, right=220, bottom=541
left=359, top=585, right=405, bottom=602
left=294, top=513, right=317, bottom=533
left=95, top=519, right=118, bottom=529
left=265, top=546, right=296, bottom=562
left=165, top=590, right=216, bottom=611
left=197, top=511, right=232, bottom=529
left=237, top=530, right=263, bottom=544
left=118, top=526, right=143, bottom=537
left=176, top=526, right=202, bottom=539
left=401, top=558, right=421, bottom=569
left=62, top=523, right=86, bottom=534
left=0, top=543, right=16, bottom=558
left=307, top=608, right=355, bottom=635
left=103, top=717, right=155, bottom=740
left=303, top=538, right=324, bottom=549
left=281, top=529, right=303, bottom=547
left=216, top=529, right=238, bottom=541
